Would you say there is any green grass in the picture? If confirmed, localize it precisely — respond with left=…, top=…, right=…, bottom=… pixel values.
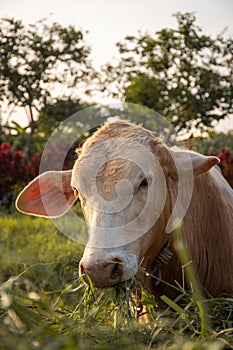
left=0, top=214, right=232, bottom=350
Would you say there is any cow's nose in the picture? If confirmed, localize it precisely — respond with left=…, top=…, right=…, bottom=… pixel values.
left=79, top=257, right=123, bottom=287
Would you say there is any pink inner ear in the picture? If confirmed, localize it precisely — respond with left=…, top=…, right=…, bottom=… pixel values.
left=28, top=183, right=42, bottom=201
left=16, top=170, right=76, bottom=218
left=194, top=156, right=220, bottom=177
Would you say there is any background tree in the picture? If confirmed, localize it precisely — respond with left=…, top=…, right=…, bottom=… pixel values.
left=37, top=98, right=88, bottom=141
left=0, top=17, right=95, bottom=156
left=102, top=12, right=233, bottom=135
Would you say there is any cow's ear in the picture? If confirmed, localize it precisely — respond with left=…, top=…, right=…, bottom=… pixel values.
left=188, top=152, right=220, bottom=177
left=165, top=150, right=220, bottom=234
left=16, top=170, right=77, bottom=218
left=171, top=149, right=220, bottom=178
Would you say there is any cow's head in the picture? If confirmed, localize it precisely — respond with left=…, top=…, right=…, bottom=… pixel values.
left=16, top=121, right=219, bottom=288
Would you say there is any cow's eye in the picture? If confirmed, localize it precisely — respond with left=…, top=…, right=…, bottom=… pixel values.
left=140, top=178, right=148, bottom=188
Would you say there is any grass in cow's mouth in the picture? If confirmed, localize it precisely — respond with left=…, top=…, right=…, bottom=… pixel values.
left=70, top=271, right=233, bottom=349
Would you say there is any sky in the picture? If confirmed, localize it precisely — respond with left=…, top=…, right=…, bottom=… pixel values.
left=1, top=0, right=233, bottom=131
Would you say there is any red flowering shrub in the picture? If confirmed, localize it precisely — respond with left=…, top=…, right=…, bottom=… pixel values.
left=0, top=142, right=27, bottom=208
left=0, top=141, right=77, bottom=209
left=27, top=152, right=42, bottom=179
left=218, top=148, right=233, bottom=188
left=39, top=141, right=77, bottom=172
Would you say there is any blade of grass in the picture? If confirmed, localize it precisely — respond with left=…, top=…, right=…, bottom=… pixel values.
left=174, top=226, right=212, bottom=339
left=160, top=295, right=186, bottom=316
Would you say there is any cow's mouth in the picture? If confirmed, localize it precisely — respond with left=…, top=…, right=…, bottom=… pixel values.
left=110, top=258, right=123, bottom=281
left=79, top=257, right=124, bottom=288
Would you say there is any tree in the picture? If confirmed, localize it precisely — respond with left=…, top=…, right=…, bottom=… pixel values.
left=102, top=12, right=233, bottom=134
left=0, top=18, right=95, bottom=156
left=37, top=98, right=88, bottom=140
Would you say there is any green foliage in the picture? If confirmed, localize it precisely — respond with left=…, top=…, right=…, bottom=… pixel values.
left=190, top=131, right=233, bottom=155
left=0, top=17, right=94, bottom=156
left=0, top=214, right=83, bottom=286
left=187, top=131, right=233, bottom=188
left=125, top=74, right=169, bottom=114
left=0, top=214, right=232, bottom=349
left=0, top=17, right=92, bottom=108
left=103, top=12, right=233, bottom=134
left=37, top=98, right=88, bottom=140
left=1, top=13, right=232, bottom=153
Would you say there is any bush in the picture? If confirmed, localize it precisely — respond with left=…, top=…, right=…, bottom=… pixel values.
left=190, top=131, right=233, bottom=155
left=38, top=140, right=77, bottom=172
left=0, top=141, right=77, bottom=209
left=0, top=142, right=27, bottom=208
left=218, top=148, right=233, bottom=188
left=188, top=131, right=233, bottom=188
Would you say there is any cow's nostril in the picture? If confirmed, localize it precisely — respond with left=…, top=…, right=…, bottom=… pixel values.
left=79, top=261, right=93, bottom=285
left=110, top=258, right=122, bottom=281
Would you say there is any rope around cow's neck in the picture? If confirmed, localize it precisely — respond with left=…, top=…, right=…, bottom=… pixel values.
left=152, top=238, right=173, bottom=286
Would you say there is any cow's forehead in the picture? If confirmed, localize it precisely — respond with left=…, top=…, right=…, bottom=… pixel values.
left=79, top=120, right=161, bottom=155
left=72, top=121, right=164, bottom=194
left=73, top=143, right=147, bottom=195
left=76, top=138, right=157, bottom=179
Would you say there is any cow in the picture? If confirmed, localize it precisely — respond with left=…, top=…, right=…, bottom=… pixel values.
left=16, top=120, right=233, bottom=307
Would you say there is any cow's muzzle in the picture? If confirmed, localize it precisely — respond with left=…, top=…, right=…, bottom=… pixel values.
left=79, top=257, right=124, bottom=287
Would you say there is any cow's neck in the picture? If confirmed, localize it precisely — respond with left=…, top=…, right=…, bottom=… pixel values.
left=182, top=171, right=233, bottom=296
left=139, top=171, right=233, bottom=305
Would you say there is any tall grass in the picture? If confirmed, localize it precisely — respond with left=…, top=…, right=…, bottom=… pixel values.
left=0, top=214, right=232, bottom=349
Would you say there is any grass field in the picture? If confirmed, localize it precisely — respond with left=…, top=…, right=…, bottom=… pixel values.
left=0, top=213, right=232, bottom=350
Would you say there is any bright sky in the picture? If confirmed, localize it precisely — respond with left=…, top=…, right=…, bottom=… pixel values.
left=1, top=0, right=233, bottom=131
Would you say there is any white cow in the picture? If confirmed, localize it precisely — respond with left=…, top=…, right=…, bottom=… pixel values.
left=16, top=121, right=233, bottom=306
